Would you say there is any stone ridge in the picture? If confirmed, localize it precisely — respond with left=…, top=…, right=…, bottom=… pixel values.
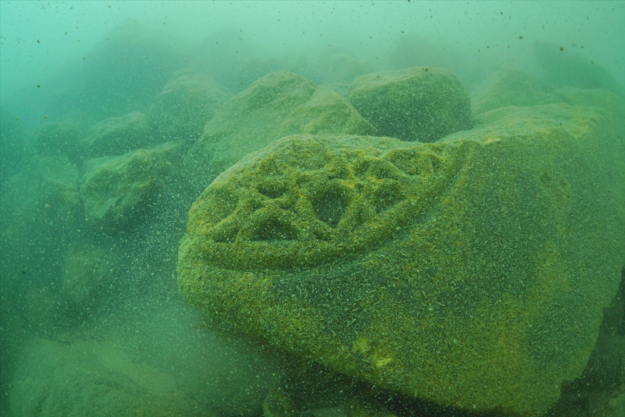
left=184, top=134, right=463, bottom=271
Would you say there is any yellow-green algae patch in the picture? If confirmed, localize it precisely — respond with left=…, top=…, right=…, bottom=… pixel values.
left=178, top=103, right=625, bottom=417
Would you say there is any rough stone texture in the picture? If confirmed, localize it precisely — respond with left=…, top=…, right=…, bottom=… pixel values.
left=347, top=67, right=472, bottom=142
left=178, top=103, right=625, bottom=417
left=81, top=141, right=185, bottom=234
left=84, top=111, right=156, bottom=157
left=10, top=339, right=210, bottom=417
left=471, top=65, right=557, bottom=115
left=149, top=68, right=231, bottom=142
left=184, top=71, right=376, bottom=191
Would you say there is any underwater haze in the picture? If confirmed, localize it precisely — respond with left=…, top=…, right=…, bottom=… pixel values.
left=2, top=1, right=624, bottom=124
left=1, top=1, right=625, bottom=417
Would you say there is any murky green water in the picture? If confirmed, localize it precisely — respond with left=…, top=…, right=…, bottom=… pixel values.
left=1, top=2, right=624, bottom=417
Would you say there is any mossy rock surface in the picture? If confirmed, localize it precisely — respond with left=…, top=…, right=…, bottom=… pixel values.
left=183, top=71, right=376, bottom=191
left=347, top=67, right=472, bottom=142
left=81, top=141, right=185, bottom=234
left=178, top=103, right=625, bottom=417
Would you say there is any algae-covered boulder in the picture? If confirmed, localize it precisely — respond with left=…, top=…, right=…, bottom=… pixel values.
left=184, top=71, right=376, bottom=191
left=84, top=111, right=155, bottom=157
left=81, top=141, right=185, bottom=234
left=471, top=65, right=556, bottom=114
left=178, top=103, right=625, bottom=416
left=149, top=68, right=231, bottom=142
left=10, top=339, right=210, bottom=417
left=347, top=67, right=472, bottom=142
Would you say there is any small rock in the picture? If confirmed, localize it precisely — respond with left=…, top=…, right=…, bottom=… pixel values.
left=81, top=141, right=185, bottom=234
left=347, top=67, right=472, bottom=142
